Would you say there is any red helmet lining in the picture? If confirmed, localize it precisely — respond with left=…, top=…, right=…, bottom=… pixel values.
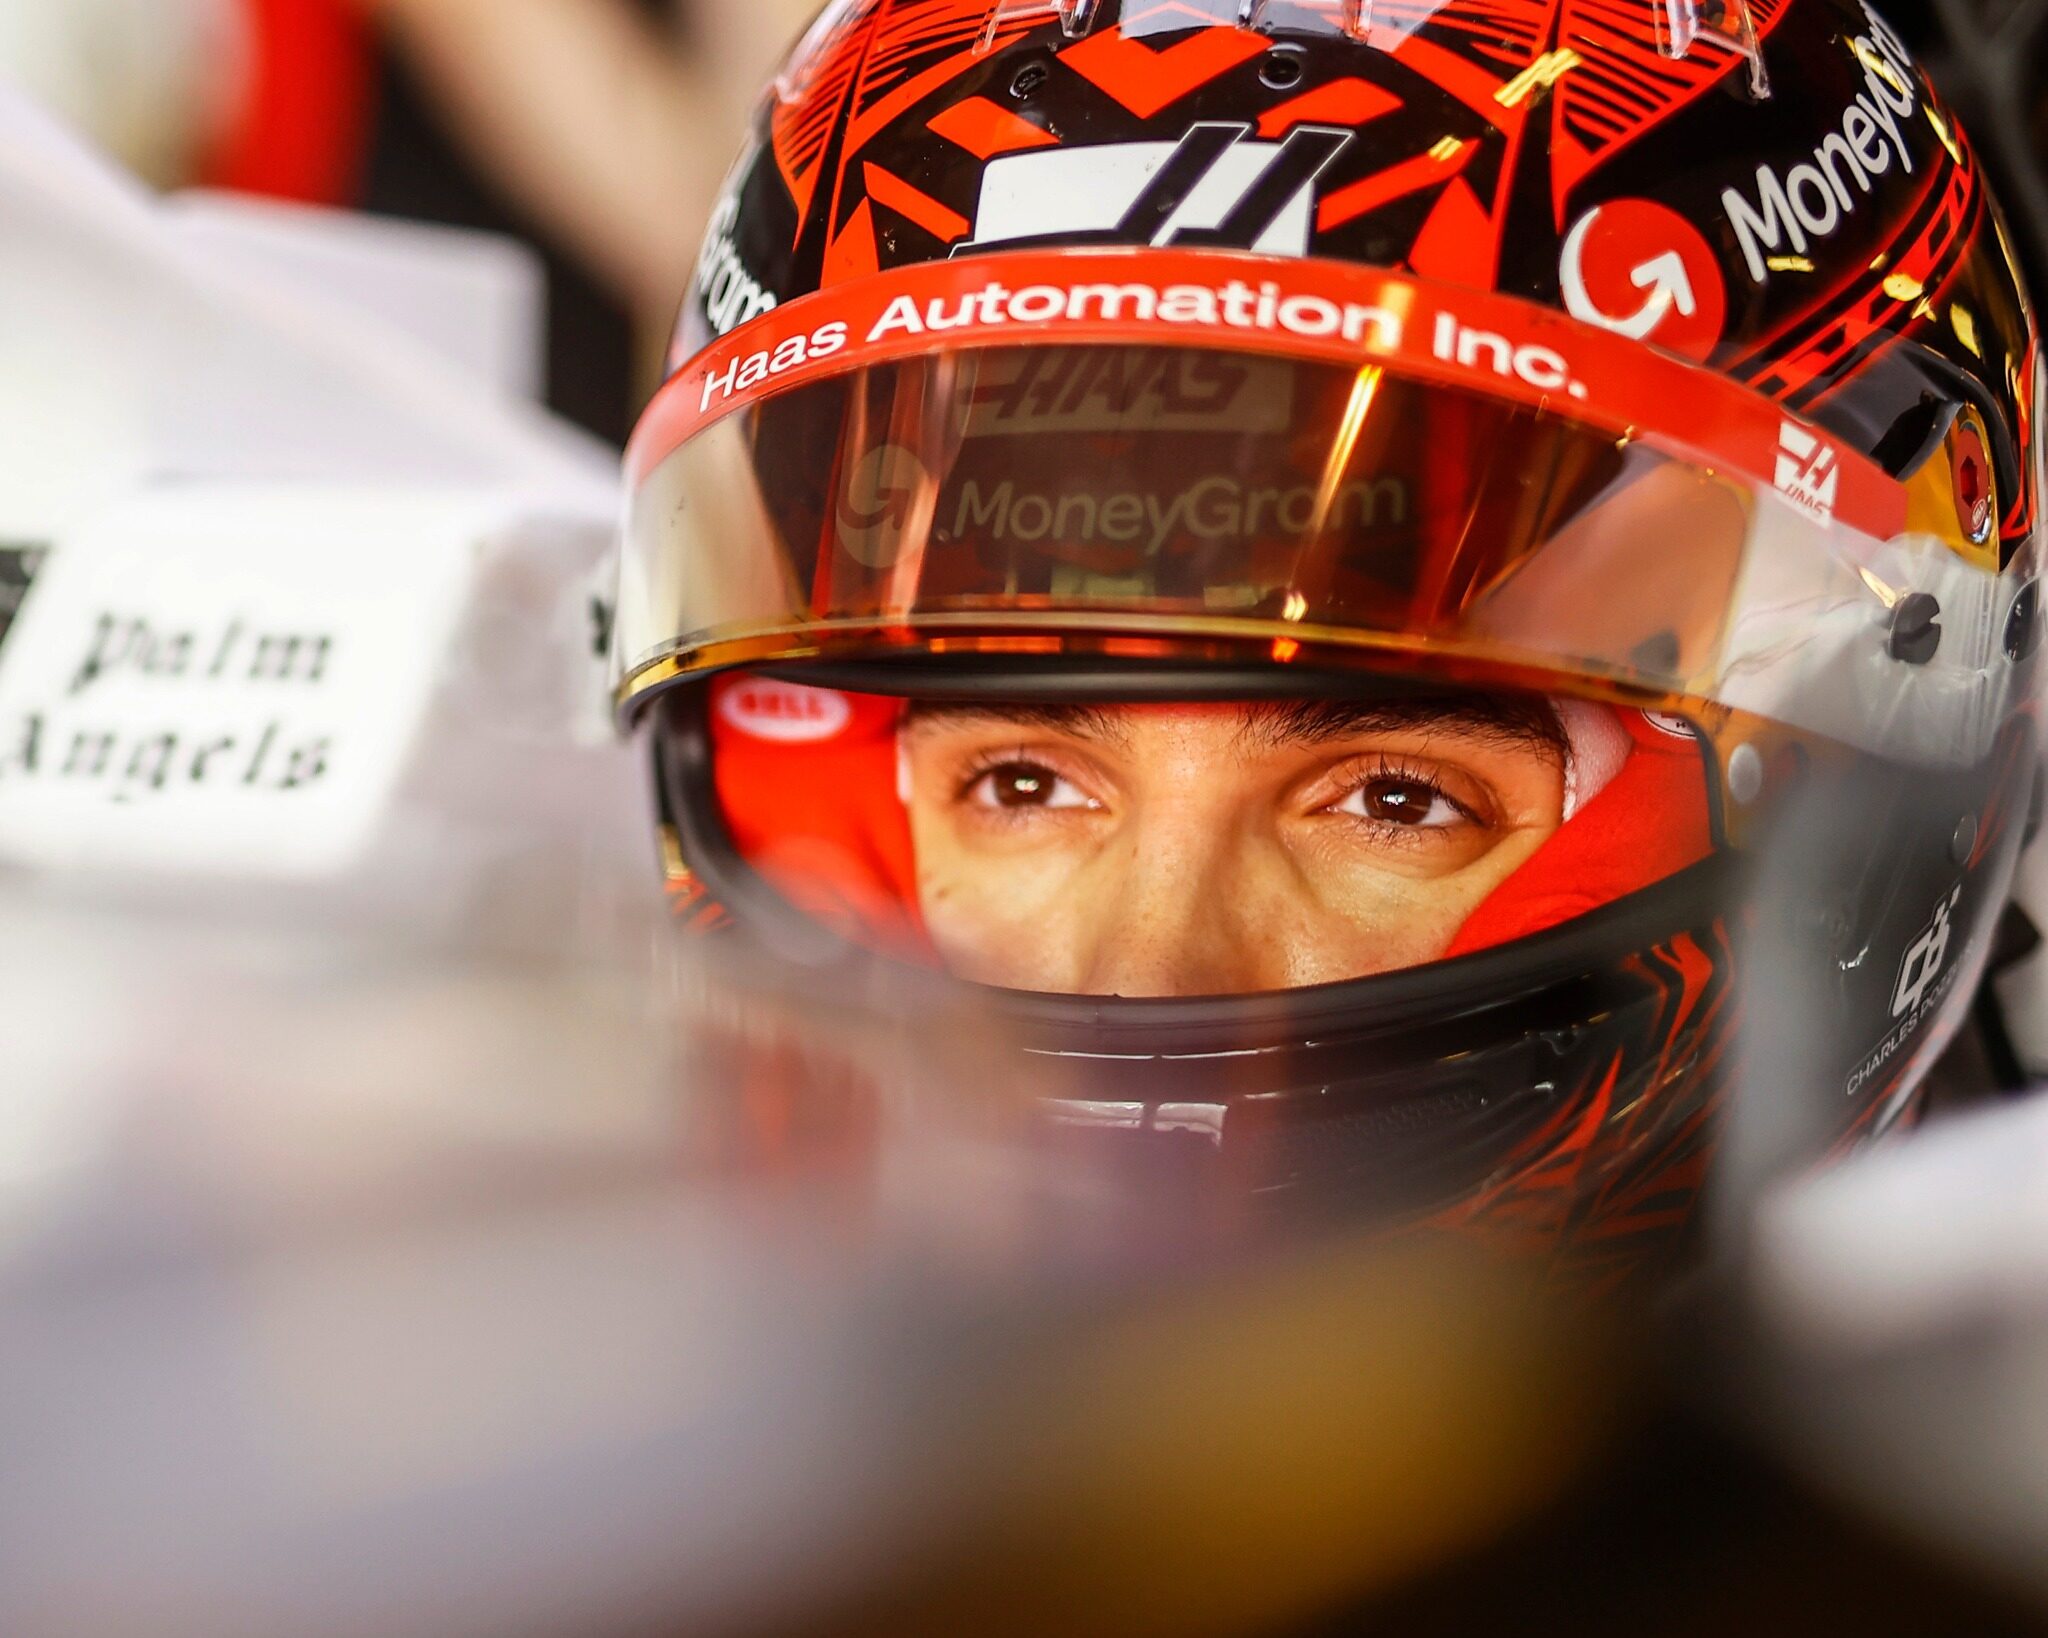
left=707, top=675, right=1713, bottom=976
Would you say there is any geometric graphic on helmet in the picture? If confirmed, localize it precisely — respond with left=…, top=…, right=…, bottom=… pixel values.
left=1890, top=884, right=1960, bottom=1019
left=957, top=122, right=1351, bottom=257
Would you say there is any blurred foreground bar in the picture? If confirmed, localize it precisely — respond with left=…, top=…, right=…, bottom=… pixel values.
left=0, top=901, right=2044, bottom=1636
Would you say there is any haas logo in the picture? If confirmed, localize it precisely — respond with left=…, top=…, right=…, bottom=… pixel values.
left=1891, top=885, right=1962, bottom=1018
left=961, top=123, right=1349, bottom=258
left=1774, top=421, right=1840, bottom=522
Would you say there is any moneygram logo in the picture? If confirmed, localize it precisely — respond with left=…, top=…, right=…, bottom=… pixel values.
left=949, top=472, right=1407, bottom=554
left=696, top=193, right=779, bottom=337
left=1720, top=0, right=1919, bottom=283
left=837, top=443, right=929, bottom=567
left=1558, top=198, right=1727, bottom=361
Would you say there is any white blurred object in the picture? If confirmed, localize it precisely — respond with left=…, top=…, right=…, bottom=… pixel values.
left=169, top=191, right=550, bottom=400
left=1992, top=833, right=2048, bottom=1073
left=0, top=485, right=510, bottom=879
left=0, top=89, right=610, bottom=543
left=0, top=87, right=639, bottom=945
left=0, top=901, right=920, bottom=1638
left=0, top=0, right=245, bottom=186
left=1750, top=1092, right=2048, bottom=1607
left=1754, top=1093, right=2048, bottom=1353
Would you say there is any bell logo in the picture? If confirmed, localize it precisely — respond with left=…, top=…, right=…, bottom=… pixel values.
left=1774, top=421, right=1839, bottom=522
left=716, top=678, right=853, bottom=744
left=1890, top=885, right=1961, bottom=1019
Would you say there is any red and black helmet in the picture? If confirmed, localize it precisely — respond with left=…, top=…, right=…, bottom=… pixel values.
left=613, top=0, right=2042, bottom=1285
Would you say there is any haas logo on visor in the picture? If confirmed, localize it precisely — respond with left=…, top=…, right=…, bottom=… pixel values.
left=837, top=443, right=930, bottom=567
left=1774, top=421, right=1840, bottom=522
left=959, top=124, right=1349, bottom=258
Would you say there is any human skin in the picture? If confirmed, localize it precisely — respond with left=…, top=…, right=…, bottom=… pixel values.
left=900, top=697, right=1567, bottom=997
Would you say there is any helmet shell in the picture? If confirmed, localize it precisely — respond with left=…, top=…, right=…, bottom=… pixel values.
left=637, top=0, right=2047, bottom=1286
left=684, top=0, right=2035, bottom=540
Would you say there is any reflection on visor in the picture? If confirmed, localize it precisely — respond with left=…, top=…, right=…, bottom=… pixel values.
left=620, top=343, right=2011, bottom=766
left=707, top=676, right=1715, bottom=998
left=636, top=344, right=1728, bottom=655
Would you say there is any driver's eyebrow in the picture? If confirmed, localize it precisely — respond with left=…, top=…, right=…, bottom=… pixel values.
left=1237, top=696, right=1567, bottom=760
left=900, top=695, right=1566, bottom=759
left=902, top=701, right=1130, bottom=746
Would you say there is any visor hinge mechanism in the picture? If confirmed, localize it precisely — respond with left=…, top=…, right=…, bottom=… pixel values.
left=1888, top=592, right=1943, bottom=665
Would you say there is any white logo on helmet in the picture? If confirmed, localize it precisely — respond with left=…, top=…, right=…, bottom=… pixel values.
left=696, top=191, right=778, bottom=337
left=717, top=678, right=852, bottom=743
left=959, top=123, right=1349, bottom=258
left=1891, top=885, right=1961, bottom=1019
left=1556, top=198, right=1726, bottom=361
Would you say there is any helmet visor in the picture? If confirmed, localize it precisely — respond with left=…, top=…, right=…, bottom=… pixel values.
left=619, top=339, right=2003, bottom=768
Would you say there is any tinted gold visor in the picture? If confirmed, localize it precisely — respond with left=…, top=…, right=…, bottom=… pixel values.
left=618, top=341, right=2007, bottom=766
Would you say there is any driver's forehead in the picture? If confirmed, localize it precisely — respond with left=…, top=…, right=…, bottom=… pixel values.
left=901, top=696, right=1568, bottom=759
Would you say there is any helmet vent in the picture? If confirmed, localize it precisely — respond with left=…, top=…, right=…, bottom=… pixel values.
left=1258, top=40, right=1306, bottom=87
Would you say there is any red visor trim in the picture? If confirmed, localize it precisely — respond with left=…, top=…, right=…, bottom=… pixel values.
left=631, top=247, right=1907, bottom=544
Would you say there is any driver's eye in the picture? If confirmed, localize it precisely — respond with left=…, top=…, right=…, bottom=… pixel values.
left=1333, top=776, right=1467, bottom=828
left=966, top=761, right=1096, bottom=810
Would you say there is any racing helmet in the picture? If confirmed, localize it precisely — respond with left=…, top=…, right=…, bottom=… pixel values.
left=614, top=0, right=2044, bottom=1284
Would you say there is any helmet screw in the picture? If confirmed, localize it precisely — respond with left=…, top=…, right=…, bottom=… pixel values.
left=1727, top=743, right=1764, bottom=804
left=1951, top=813, right=1979, bottom=865
left=1009, top=60, right=1048, bottom=99
left=1887, top=591, right=1943, bottom=664
left=1259, top=45, right=1306, bottom=89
